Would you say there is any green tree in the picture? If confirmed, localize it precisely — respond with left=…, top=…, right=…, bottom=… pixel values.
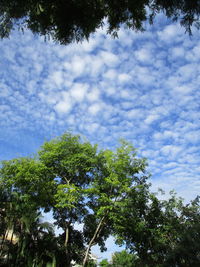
left=38, top=133, right=98, bottom=266
left=0, top=133, right=150, bottom=266
left=0, top=0, right=199, bottom=44
left=99, top=258, right=110, bottom=267
left=163, top=195, right=200, bottom=267
left=111, top=250, right=138, bottom=267
left=0, top=156, right=66, bottom=266
left=114, top=190, right=200, bottom=267
left=99, top=251, right=138, bottom=267
left=82, top=140, right=149, bottom=266
left=0, top=190, right=59, bottom=266
left=85, top=258, right=97, bottom=267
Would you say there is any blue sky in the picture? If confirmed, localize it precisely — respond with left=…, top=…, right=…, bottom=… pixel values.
left=0, top=15, right=200, bottom=260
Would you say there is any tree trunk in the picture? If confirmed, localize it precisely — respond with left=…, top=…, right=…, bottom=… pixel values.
left=82, top=215, right=106, bottom=267
left=0, top=229, right=7, bottom=256
left=64, top=225, right=69, bottom=247
left=64, top=224, right=72, bottom=267
left=15, top=221, right=25, bottom=266
left=6, top=226, right=15, bottom=266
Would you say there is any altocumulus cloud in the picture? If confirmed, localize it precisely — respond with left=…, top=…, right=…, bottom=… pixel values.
left=0, top=16, right=200, bottom=258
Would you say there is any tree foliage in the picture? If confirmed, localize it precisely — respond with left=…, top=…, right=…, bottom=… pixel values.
left=114, top=191, right=200, bottom=266
left=111, top=250, right=138, bottom=267
left=99, top=258, right=110, bottom=267
left=99, top=250, right=139, bottom=267
left=1, top=133, right=200, bottom=266
left=0, top=0, right=200, bottom=44
left=0, top=133, right=149, bottom=266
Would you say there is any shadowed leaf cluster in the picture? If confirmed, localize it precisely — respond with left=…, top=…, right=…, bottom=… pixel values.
left=0, top=0, right=200, bottom=44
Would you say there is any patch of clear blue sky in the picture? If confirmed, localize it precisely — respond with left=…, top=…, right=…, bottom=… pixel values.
left=0, top=13, right=200, bottom=259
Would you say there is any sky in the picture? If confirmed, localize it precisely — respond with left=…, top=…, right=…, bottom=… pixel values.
left=0, top=14, right=200, bottom=260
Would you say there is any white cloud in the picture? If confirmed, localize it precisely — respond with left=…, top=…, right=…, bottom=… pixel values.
left=171, top=47, right=185, bottom=58
left=54, top=92, right=73, bottom=114
left=145, top=114, right=160, bottom=125
left=177, top=63, right=198, bottom=82
left=0, top=84, right=11, bottom=97
left=135, top=47, right=152, bottom=63
left=85, top=123, right=99, bottom=133
left=81, top=37, right=100, bottom=52
left=100, top=51, right=119, bottom=67
left=89, top=57, right=105, bottom=77
left=87, top=88, right=100, bottom=102
left=184, top=130, right=200, bottom=144
left=118, top=73, right=131, bottom=84
left=173, top=85, right=194, bottom=94
left=88, top=103, right=102, bottom=115
left=158, top=24, right=184, bottom=43
left=104, top=69, right=118, bottom=80
left=126, top=109, right=144, bottom=119
left=70, top=83, right=88, bottom=102
left=39, top=92, right=59, bottom=104
left=54, top=101, right=71, bottom=113
left=161, top=145, right=182, bottom=158
left=0, top=19, right=200, bottom=230
left=51, top=71, right=64, bottom=87
left=70, top=56, right=86, bottom=76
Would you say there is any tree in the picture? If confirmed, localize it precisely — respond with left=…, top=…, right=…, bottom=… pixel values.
left=111, top=250, right=138, bottom=267
left=85, top=258, right=98, bottom=267
left=38, top=135, right=149, bottom=266
left=82, top=140, right=149, bottom=266
left=38, top=133, right=99, bottom=266
left=2, top=133, right=200, bottom=266
left=0, top=133, right=150, bottom=266
left=99, top=251, right=138, bottom=267
left=0, top=189, right=59, bottom=266
left=163, top=195, right=200, bottom=267
left=0, top=0, right=200, bottom=44
left=99, top=258, right=110, bottom=267
left=0, top=158, right=67, bottom=266
left=114, top=190, right=200, bottom=266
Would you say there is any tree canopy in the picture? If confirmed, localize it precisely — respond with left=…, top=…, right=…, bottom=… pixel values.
left=99, top=250, right=138, bottom=267
left=1, top=133, right=200, bottom=266
left=114, top=191, right=200, bottom=266
left=0, top=0, right=200, bottom=44
left=0, top=133, right=149, bottom=266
